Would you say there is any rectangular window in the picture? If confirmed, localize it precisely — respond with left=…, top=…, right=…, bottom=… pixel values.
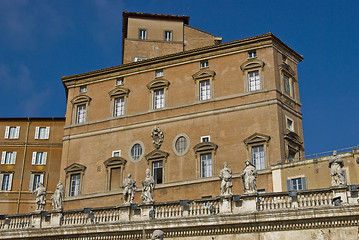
left=5, top=126, right=20, bottom=139
left=110, top=167, right=122, bottom=190
left=112, top=150, right=121, bottom=157
left=252, top=145, right=265, bottom=170
left=35, top=127, right=50, bottom=139
left=200, top=61, right=209, bottom=68
left=201, top=136, right=210, bottom=142
left=1, top=151, right=16, bottom=165
left=139, top=29, right=147, bottom=40
left=152, top=161, right=163, bottom=184
left=164, top=31, right=172, bottom=41
left=248, top=70, right=260, bottom=91
left=114, top=97, right=125, bottom=117
left=282, top=55, right=287, bottom=63
left=248, top=50, right=257, bottom=58
left=116, top=78, right=124, bottom=86
left=32, top=152, right=47, bottom=165
left=286, top=117, right=294, bottom=131
left=70, top=173, right=81, bottom=196
left=0, top=173, right=13, bottom=191
left=76, top=104, right=86, bottom=124
left=200, top=153, right=212, bottom=178
left=134, top=57, right=148, bottom=62
left=153, top=89, right=165, bottom=109
left=283, top=75, right=291, bottom=94
left=287, top=177, right=307, bottom=191
left=199, top=80, right=210, bottom=101
left=80, top=86, right=87, bottom=93
left=29, top=173, right=44, bottom=191
left=155, top=70, right=164, bottom=78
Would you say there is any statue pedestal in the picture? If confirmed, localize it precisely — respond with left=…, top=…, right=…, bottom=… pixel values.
left=331, top=186, right=348, bottom=205
left=118, top=205, right=131, bottom=222
left=31, top=212, right=42, bottom=228
left=50, top=210, right=62, bottom=227
left=241, top=193, right=258, bottom=212
left=140, top=203, right=154, bottom=220
left=219, top=196, right=232, bottom=213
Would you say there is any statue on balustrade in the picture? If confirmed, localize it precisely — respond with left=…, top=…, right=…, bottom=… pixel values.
left=33, top=182, right=46, bottom=211
left=219, top=162, right=233, bottom=196
left=151, top=230, right=165, bottom=240
left=122, top=173, right=136, bottom=204
left=141, top=168, right=155, bottom=203
left=329, top=151, right=346, bottom=187
left=240, top=160, right=258, bottom=194
left=51, top=181, right=64, bottom=211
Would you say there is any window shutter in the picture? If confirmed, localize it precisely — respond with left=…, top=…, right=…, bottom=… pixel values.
left=45, top=127, right=50, bottom=139
left=8, top=174, right=13, bottom=191
left=0, top=174, right=3, bottom=190
left=15, top=126, right=20, bottom=139
left=11, top=152, right=16, bottom=164
left=29, top=174, right=34, bottom=191
left=32, top=152, right=37, bottom=165
left=35, top=127, right=39, bottom=139
left=43, top=152, right=47, bottom=165
left=286, top=179, right=292, bottom=191
left=1, top=152, right=6, bottom=164
left=301, top=177, right=307, bottom=190
left=4, top=126, right=10, bottom=139
left=40, top=174, right=44, bottom=184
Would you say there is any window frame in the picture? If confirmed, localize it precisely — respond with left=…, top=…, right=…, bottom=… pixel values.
left=172, top=133, right=190, bottom=156
left=248, top=70, right=261, bottom=92
left=248, top=50, right=257, bottom=59
left=64, top=163, right=86, bottom=197
left=29, top=172, right=44, bottom=191
left=193, top=142, right=218, bottom=178
left=35, top=126, right=50, bottom=140
left=164, top=30, right=172, bottom=41
left=145, top=149, right=169, bottom=185
left=116, top=78, right=124, bottom=86
left=103, top=157, right=127, bottom=191
left=139, top=29, right=147, bottom=40
left=147, top=78, right=170, bottom=110
left=108, top=86, right=130, bottom=118
left=79, top=86, right=87, bottom=93
left=5, top=126, right=20, bottom=139
left=200, top=60, right=209, bottom=69
left=279, top=63, right=297, bottom=99
left=243, top=133, right=271, bottom=170
left=71, top=95, right=92, bottom=125
left=285, top=116, right=294, bottom=132
left=128, top=141, right=145, bottom=162
left=1, top=151, right=16, bottom=165
left=286, top=176, right=307, bottom=191
left=241, top=59, right=265, bottom=93
left=192, top=69, right=216, bottom=102
left=0, top=172, right=13, bottom=191
left=152, top=160, right=163, bottom=184
left=31, top=151, right=47, bottom=165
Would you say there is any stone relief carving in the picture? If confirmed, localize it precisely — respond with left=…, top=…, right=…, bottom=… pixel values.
left=151, top=126, right=164, bottom=149
left=122, top=173, right=136, bottom=204
left=329, top=151, right=346, bottom=187
left=141, top=168, right=155, bottom=203
left=240, top=160, right=258, bottom=194
left=151, top=230, right=165, bottom=240
left=51, top=181, right=64, bottom=211
left=33, top=182, right=46, bottom=211
left=219, top=162, right=233, bottom=196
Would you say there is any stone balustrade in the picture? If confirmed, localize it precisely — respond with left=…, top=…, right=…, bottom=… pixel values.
left=0, top=186, right=356, bottom=231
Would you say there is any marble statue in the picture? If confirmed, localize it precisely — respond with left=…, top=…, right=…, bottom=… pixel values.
left=240, top=160, right=258, bottom=194
left=141, top=168, right=155, bottom=203
left=329, top=151, right=346, bottom=186
left=33, top=182, right=46, bottom=211
left=122, top=173, right=136, bottom=204
left=151, top=230, right=165, bottom=240
left=219, top=162, right=233, bottom=196
left=51, top=181, right=64, bottom=211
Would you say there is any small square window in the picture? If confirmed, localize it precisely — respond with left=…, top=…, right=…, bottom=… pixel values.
left=134, top=57, right=148, bottom=62
left=80, top=86, right=87, bottom=93
left=201, top=136, right=210, bottom=142
left=286, top=117, right=294, bottom=131
left=282, top=55, right=287, bottom=62
left=155, top=70, right=164, bottom=78
left=164, top=31, right=172, bottom=41
left=200, top=61, right=209, bottom=68
left=139, top=29, right=147, bottom=40
left=112, top=150, right=121, bottom=157
left=116, top=78, right=124, bottom=86
left=248, top=50, right=257, bottom=59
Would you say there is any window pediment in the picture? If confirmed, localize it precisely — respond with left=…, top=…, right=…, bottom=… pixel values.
left=64, top=163, right=87, bottom=173
left=240, top=59, right=265, bottom=71
left=192, top=69, right=216, bottom=81
left=284, top=131, right=304, bottom=150
left=244, top=133, right=271, bottom=146
left=71, top=95, right=92, bottom=105
left=145, top=149, right=169, bottom=161
left=193, top=142, right=218, bottom=153
left=147, top=78, right=170, bottom=90
left=279, top=63, right=296, bottom=78
left=103, top=157, right=127, bottom=167
left=108, top=87, right=130, bottom=98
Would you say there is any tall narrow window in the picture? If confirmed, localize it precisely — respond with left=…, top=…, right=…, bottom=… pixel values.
left=139, top=29, right=147, bottom=40
left=0, top=173, right=13, bottom=191
left=29, top=173, right=44, bottom=191
left=70, top=173, right=81, bottom=196
left=199, top=80, right=210, bottom=101
left=200, top=153, right=212, bottom=178
left=152, top=161, right=163, bottom=184
left=114, top=97, right=125, bottom=117
left=164, top=31, right=172, bottom=41
left=153, top=89, right=165, bottom=109
left=283, top=75, right=290, bottom=94
left=76, top=104, right=86, bottom=124
left=1, top=151, right=16, bottom=165
left=248, top=70, right=260, bottom=91
left=252, top=145, right=265, bottom=170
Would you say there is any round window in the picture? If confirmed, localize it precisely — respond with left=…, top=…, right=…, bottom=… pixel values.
left=131, top=143, right=143, bottom=161
left=173, top=134, right=190, bottom=156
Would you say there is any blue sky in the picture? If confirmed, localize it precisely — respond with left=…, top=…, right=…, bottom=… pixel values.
left=0, top=0, right=358, bottom=155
